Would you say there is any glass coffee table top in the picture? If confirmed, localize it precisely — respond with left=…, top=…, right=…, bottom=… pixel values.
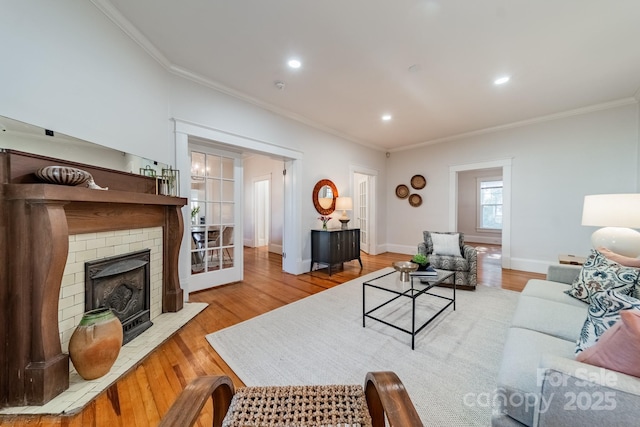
left=364, top=269, right=454, bottom=294
left=363, top=268, right=456, bottom=349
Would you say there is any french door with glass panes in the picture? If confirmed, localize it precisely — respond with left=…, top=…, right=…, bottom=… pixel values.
left=357, top=174, right=370, bottom=254
left=189, top=147, right=242, bottom=291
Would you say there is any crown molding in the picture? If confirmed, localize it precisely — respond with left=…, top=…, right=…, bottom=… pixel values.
left=393, top=97, right=639, bottom=153
left=90, top=0, right=171, bottom=69
left=92, top=1, right=639, bottom=155
left=91, top=1, right=385, bottom=153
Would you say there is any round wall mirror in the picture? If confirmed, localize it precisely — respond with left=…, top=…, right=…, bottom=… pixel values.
left=313, top=179, right=338, bottom=215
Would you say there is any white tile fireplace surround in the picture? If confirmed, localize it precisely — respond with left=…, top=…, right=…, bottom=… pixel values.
left=0, top=227, right=207, bottom=416
left=59, top=227, right=163, bottom=352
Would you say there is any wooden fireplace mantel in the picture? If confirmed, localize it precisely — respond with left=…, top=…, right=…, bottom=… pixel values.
left=0, top=151, right=187, bottom=407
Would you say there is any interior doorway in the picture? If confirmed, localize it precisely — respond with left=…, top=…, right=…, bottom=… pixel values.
left=243, top=154, right=284, bottom=260
left=449, top=159, right=512, bottom=269
left=456, top=168, right=503, bottom=245
left=350, top=166, right=378, bottom=255
left=253, top=177, right=270, bottom=248
left=174, top=120, right=303, bottom=297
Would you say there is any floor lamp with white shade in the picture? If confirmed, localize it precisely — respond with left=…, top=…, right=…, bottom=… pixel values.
left=582, top=194, right=640, bottom=257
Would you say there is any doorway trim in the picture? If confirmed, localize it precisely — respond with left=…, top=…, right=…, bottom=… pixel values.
left=449, top=158, right=512, bottom=268
left=173, top=119, right=304, bottom=298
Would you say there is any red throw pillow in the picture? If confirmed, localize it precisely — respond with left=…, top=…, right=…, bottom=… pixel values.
left=576, top=309, right=640, bottom=377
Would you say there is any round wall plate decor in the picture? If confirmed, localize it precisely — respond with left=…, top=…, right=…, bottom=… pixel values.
left=395, top=184, right=409, bottom=199
left=408, top=194, right=422, bottom=207
left=411, top=174, right=426, bottom=189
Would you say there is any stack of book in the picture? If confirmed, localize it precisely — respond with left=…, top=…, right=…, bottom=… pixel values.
left=410, top=265, right=438, bottom=280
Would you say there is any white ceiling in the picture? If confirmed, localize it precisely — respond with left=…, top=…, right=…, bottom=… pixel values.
left=102, top=0, right=640, bottom=151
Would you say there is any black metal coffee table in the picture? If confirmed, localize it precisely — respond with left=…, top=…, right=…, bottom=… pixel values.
left=363, top=269, right=456, bottom=349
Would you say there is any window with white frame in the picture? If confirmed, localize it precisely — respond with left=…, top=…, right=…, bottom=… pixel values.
left=478, top=178, right=503, bottom=230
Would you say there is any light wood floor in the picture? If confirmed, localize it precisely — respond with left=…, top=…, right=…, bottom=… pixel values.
left=1, top=245, right=544, bottom=426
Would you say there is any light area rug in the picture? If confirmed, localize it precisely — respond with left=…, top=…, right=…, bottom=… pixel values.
left=206, top=268, right=520, bottom=426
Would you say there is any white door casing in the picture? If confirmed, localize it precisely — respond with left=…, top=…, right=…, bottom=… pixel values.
left=356, top=174, right=370, bottom=254
left=449, top=158, right=512, bottom=269
left=350, top=165, right=378, bottom=255
left=174, top=119, right=304, bottom=298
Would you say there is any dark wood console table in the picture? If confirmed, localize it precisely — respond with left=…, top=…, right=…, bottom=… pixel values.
left=310, top=228, right=362, bottom=275
left=0, top=150, right=187, bottom=407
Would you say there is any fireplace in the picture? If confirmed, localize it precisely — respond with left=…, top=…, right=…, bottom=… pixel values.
left=85, top=250, right=153, bottom=345
left=1, top=149, right=186, bottom=407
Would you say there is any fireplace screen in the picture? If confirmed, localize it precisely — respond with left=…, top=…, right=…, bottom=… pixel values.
left=85, top=249, right=153, bottom=345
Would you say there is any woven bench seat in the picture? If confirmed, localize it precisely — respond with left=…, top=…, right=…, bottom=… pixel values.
left=223, top=384, right=372, bottom=426
left=159, top=371, right=422, bottom=427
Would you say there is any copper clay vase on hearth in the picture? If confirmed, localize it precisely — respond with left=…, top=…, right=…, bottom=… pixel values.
left=68, top=307, right=123, bottom=380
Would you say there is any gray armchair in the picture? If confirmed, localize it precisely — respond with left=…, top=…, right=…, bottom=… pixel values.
left=417, top=231, right=477, bottom=290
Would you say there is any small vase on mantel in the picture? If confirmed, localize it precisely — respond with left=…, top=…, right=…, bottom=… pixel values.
left=68, top=307, right=123, bottom=380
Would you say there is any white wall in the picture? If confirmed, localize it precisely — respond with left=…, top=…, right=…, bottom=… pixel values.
left=169, top=76, right=387, bottom=269
left=1, top=0, right=387, bottom=277
left=0, top=131, right=128, bottom=172
left=0, top=0, right=171, bottom=165
left=387, top=103, right=639, bottom=273
left=638, top=101, right=640, bottom=188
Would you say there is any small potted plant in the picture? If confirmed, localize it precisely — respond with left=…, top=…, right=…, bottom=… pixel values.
left=190, top=206, right=200, bottom=224
left=411, top=253, right=429, bottom=271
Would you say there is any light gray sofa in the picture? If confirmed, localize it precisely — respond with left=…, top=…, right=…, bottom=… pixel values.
left=493, top=264, right=640, bottom=426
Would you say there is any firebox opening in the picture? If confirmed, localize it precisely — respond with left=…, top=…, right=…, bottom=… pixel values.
left=85, top=249, right=153, bottom=345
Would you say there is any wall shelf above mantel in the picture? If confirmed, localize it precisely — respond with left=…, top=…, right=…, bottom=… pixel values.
left=3, top=183, right=186, bottom=205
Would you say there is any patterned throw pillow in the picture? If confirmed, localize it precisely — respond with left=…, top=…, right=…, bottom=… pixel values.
left=565, top=249, right=639, bottom=304
left=575, top=289, right=640, bottom=354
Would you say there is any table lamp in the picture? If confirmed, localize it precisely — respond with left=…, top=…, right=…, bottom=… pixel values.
left=582, top=194, right=640, bottom=257
left=335, top=197, right=353, bottom=229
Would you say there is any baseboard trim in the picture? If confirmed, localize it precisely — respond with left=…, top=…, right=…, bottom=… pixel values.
left=384, top=244, right=416, bottom=255
left=509, top=258, right=553, bottom=275
left=243, top=241, right=282, bottom=255
left=269, top=243, right=283, bottom=254
left=464, top=235, right=502, bottom=245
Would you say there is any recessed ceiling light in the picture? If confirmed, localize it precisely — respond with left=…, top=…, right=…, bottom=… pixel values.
left=382, top=114, right=392, bottom=121
left=287, top=59, right=301, bottom=69
left=494, top=76, right=510, bottom=85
